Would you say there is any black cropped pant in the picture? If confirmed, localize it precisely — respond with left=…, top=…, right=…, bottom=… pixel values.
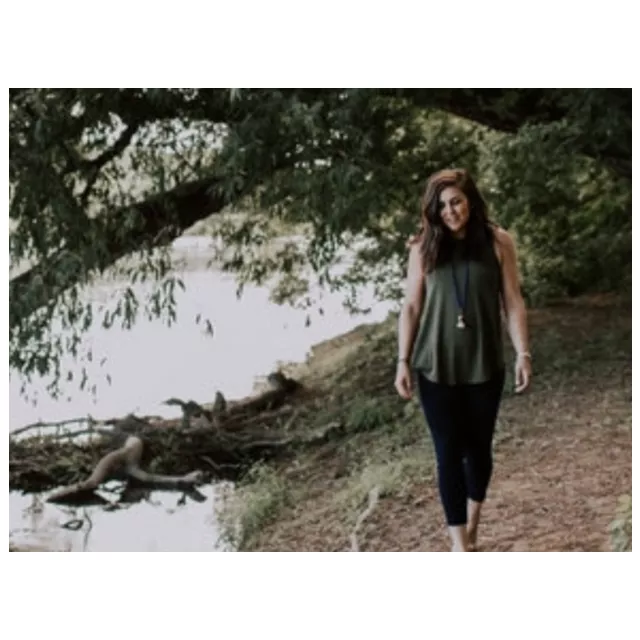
left=416, top=370, right=505, bottom=526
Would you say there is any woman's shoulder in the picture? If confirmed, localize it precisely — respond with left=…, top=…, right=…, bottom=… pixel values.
left=491, top=225, right=516, bottom=247
left=404, top=230, right=427, bottom=276
left=406, top=226, right=425, bottom=249
left=490, top=225, right=516, bottom=265
left=490, top=224, right=509, bottom=241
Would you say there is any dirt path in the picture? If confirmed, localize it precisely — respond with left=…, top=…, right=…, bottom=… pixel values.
left=358, top=423, right=631, bottom=552
left=252, top=418, right=631, bottom=552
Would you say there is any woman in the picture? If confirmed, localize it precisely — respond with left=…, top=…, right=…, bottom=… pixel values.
left=395, top=168, right=531, bottom=552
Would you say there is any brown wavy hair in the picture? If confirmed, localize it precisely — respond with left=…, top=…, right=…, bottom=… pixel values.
left=416, top=168, right=495, bottom=272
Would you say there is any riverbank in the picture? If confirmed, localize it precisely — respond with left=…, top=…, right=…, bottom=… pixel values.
left=10, top=294, right=631, bottom=551
left=10, top=231, right=398, bottom=552
left=216, top=294, right=632, bottom=551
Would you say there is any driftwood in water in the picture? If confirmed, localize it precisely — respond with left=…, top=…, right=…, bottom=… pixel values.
left=10, top=374, right=339, bottom=494
left=46, top=436, right=204, bottom=504
left=164, top=373, right=302, bottom=425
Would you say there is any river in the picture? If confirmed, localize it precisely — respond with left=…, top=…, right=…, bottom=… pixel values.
left=9, top=236, right=396, bottom=551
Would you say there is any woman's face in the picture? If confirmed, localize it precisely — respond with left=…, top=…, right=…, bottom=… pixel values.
left=438, top=186, right=470, bottom=238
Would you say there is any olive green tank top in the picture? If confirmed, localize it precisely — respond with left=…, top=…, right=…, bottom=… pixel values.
left=410, top=238, right=505, bottom=385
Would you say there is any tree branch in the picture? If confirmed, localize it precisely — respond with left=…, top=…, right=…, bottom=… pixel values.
left=9, top=416, right=107, bottom=438
left=80, top=123, right=141, bottom=204
left=394, top=89, right=631, bottom=178
left=9, top=172, right=227, bottom=329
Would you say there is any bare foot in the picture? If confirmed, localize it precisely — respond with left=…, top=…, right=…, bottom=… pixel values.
left=467, top=500, right=482, bottom=551
left=467, top=526, right=478, bottom=551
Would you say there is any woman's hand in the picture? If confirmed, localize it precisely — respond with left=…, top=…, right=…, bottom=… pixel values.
left=394, top=361, right=414, bottom=400
left=514, top=354, right=532, bottom=393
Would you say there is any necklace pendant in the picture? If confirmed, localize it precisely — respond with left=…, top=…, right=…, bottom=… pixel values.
left=456, top=313, right=466, bottom=330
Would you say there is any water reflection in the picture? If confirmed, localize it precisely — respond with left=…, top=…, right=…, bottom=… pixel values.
left=9, top=483, right=233, bottom=552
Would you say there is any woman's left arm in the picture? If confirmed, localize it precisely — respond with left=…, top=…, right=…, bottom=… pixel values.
left=496, top=228, right=532, bottom=393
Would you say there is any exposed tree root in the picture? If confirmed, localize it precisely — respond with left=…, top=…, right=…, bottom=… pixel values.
left=350, top=486, right=380, bottom=552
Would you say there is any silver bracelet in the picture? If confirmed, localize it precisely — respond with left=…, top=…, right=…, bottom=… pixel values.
left=517, top=351, right=532, bottom=360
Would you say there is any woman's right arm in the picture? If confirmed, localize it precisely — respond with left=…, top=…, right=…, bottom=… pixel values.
left=395, top=242, right=425, bottom=399
left=398, top=241, right=426, bottom=361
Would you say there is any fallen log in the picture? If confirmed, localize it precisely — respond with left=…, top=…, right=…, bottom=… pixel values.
left=46, top=436, right=204, bottom=505
left=10, top=374, right=340, bottom=495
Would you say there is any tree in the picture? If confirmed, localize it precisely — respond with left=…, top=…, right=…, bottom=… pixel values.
left=9, top=88, right=631, bottom=394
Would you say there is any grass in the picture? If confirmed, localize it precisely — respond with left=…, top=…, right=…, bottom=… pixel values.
left=334, top=448, right=433, bottom=511
left=214, top=380, right=433, bottom=549
left=609, top=494, right=632, bottom=552
left=215, top=463, right=292, bottom=551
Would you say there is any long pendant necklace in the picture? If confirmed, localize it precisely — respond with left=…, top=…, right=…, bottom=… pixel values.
left=451, top=256, right=470, bottom=330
